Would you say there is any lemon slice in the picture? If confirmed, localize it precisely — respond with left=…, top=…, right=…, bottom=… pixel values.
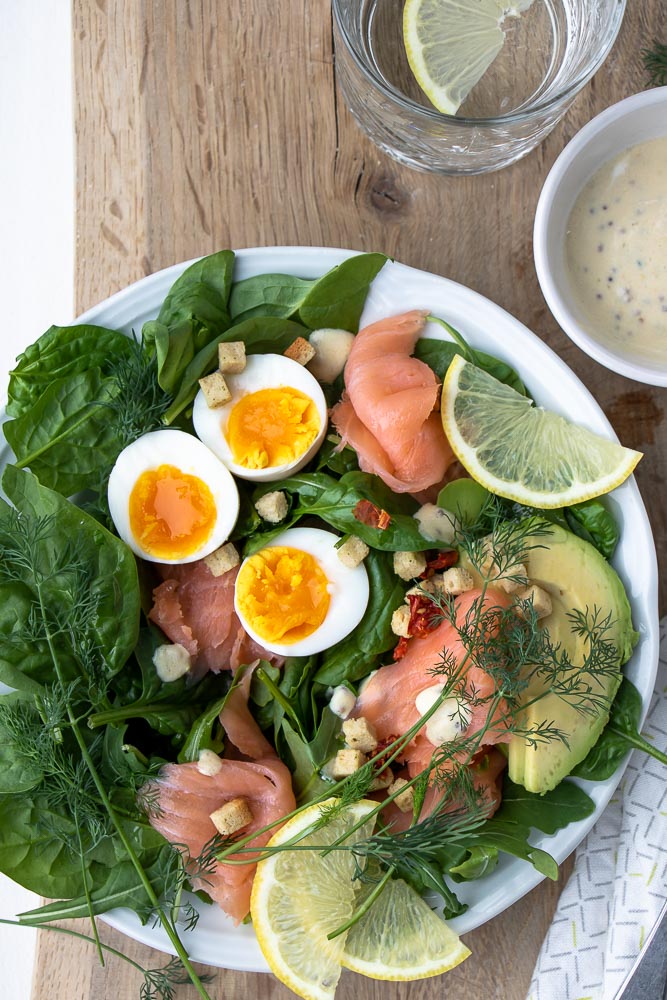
left=440, top=355, right=642, bottom=508
left=250, top=798, right=376, bottom=1000
left=341, top=875, right=471, bottom=980
left=403, top=0, right=535, bottom=114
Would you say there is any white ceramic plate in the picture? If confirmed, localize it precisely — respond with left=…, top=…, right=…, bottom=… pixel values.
left=2, top=247, right=659, bottom=971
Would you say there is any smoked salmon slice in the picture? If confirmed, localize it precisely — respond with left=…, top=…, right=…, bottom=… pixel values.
left=147, top=672, right=296, bottom=924
left=149, top=559, right=277, bottom=678
left=331, top=310, right=455, bottom=493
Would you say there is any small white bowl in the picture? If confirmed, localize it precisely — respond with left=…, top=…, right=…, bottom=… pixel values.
left=534, top=87, right=667, bottom=386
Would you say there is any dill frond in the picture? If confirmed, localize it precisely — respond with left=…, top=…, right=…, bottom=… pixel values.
left=643, top=41, right=667, bottom=87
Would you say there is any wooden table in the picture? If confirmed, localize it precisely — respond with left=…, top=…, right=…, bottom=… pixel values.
left=31, top=1, right=665, bottom=997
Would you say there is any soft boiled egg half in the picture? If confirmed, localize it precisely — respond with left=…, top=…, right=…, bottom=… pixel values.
left=108, top=429, right=240, bottom=564
left=234, top=527, right=370, bottom=656
left=192, top=353, right=328, bottom=482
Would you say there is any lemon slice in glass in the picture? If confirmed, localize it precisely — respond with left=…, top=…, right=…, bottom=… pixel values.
left=441, top=355, right=642, bottom=508
left=403, top=0, right=535, bottom=114
left=341, top=875, right=471, bottom=980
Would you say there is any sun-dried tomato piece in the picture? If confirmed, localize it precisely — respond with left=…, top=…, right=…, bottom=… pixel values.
left=353, top=499, right=391, bottom=530
left=406, top=592, right=441, bottom=637
left=420, top=549, right=458, bottom=578
left=392, top=636, right=409, bottom=660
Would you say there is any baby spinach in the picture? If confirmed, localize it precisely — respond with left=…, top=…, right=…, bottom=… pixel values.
left=0, top=465, right=140, bottom=690
left=571, top=678, right=667, bottom=780
left=4, top=369, right=122, bottom=496
left=145, top=250, right=235, bottom=395
left=563, top=498, right=620, bottom=559
left=163, top=316, right=308, bottom=424
left=415, top=323, right=527, bottom=395
left=230, top=253, right=387, bottom=329
left=437, top=478, right=490, bottom=526
left=7, top=324, right=134, bottom=419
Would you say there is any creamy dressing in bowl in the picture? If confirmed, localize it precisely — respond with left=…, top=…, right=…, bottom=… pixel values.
left=565, top=135, right=667, bottom=366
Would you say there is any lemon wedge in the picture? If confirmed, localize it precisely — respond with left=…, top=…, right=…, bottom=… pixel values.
left=250, top=798, right=376, bottom=1000
left=403, top=0, right=535, bottom=114
left=341, top=875, right=471, bottom=980
left=440, top=355, right=642, bottom=508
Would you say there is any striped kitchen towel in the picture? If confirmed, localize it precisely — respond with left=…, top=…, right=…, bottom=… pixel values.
left=527, top=618, right=667, bottom=1000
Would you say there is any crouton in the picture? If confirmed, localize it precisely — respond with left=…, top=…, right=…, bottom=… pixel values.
left=218, top=340, right=246, bottom=374
left=204, top=541, right=240, bottom=577
left=337, top=535, right=369, bottom=568
left=306, top=328, right=355, bottom=383
left=479, top=536, right=527, bottom=592
left=254, top=490, right=289, bottom=523
left=437, top=566, right=475, bottom=596
left=197, top=749, right=223, bottom=777
left=391, top=604, right=411, bottom=638
left=198, top=371, right=231, bottom=408
left=325, top=748, right=367, bottom=779
left=515, top=584, right=553, bottom=620
left=405, top=579, right=435, bottom=598
left=209, top=798, right=254, bottom=836
left=389, top=777, right=414, bottom=814
left=393, top=550, right=428, bottom=581
left=153, top=643, right=192, bottom=683
left=284, top=336, right=316, bottom=366
left=369, top=769, right=393, bottom=791
left=342, top=717, right=378, bottom=754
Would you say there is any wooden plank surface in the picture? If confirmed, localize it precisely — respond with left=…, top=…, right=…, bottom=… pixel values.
left=31, top=0, right=665, bottom=996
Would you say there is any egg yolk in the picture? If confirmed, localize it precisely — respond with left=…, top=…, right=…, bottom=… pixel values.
left=129, top=464, right=217, bottom=560
left=236, top=546, right=330, bottom=644
left=226, top=387, right=320, bottom=470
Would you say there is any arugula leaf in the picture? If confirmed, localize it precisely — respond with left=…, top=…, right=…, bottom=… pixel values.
left=281, top=713, right=340, bottom=802
left=7, top=324, right=134, bottom=419
left=315, top=550, right=405, bottom=686
left=0, top=465, right=140, bottom=689
left=572, top=678, right=667, bottom=780
left=248, top=471, right=430, bottom=554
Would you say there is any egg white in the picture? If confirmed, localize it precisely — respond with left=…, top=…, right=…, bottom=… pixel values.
left=234, top=526, right=370, bottom=656
left=192, top=353, right=328, bottom=482
left=107, top=428, right=240, bottom=564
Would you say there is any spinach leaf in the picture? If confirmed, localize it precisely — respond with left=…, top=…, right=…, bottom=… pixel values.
left=7, top=324, right=134, bottom=419
left=0, top=465, right=140, bottom=689
left=564, top=499, right=620, bottom=559
left=495, top=778, right=596, bottom=834
left=298, top=253, right=388, bottom=330
left=146, top=249, right=235, bottom=394
left=315, top=550, right=405, bottom=686
left=230, top=274, right=313, bottom=323
left=18, top=850, right=172, bottom=925
left=0, top=695, right=44, bottom=793
left=437, top=479, right=490, bottom=525
left=281, top=713, right=340, bottom=802
left=415, top=334, right=527, bottom=395
left=248, top=471, right=430, bottom=554
left=4, top=368, right=122, bottom=496
left=163, top=317, right=308, bottom=424
left=229, top=253, right=387, bottom=330
left=571, top=678, right=667, bottom=780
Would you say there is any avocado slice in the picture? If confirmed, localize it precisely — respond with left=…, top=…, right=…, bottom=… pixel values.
left=464, top=521, right=637, bottom=794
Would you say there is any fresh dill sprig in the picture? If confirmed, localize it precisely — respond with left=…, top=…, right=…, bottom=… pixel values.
left=103, top=335, right=172, bottom=450
left=643, top=41, right=667, bottom=87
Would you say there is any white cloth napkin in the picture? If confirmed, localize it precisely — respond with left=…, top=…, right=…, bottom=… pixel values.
left=527, top=618, right=667, bottom=1000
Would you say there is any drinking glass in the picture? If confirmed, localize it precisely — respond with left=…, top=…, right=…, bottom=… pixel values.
left=332, top=0, right=626, bottom=174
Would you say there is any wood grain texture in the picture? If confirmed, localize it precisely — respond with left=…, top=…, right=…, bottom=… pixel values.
left=30, top=0, right=664, bottom=996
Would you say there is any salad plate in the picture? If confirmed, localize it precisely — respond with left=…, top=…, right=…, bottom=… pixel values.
left=0, top=246, right=659, bottom=973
